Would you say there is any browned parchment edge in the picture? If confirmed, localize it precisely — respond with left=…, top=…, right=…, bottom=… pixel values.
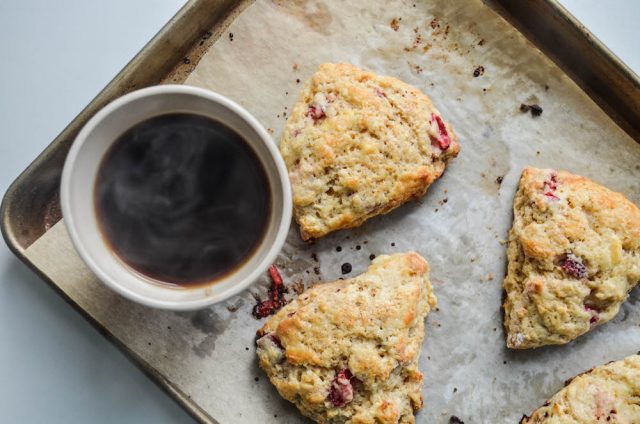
left=1, top=0, right=639, bottom=422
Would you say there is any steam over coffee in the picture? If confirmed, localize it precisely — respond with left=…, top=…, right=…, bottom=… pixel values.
left=94, top=113, right=271, bottom=286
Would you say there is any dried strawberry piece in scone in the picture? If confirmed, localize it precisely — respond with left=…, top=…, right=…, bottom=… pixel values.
left=256, top=332, right=286, bottom=364
left=256, top=332, right=284, bottom=350
left=430, top=113, right=451, bottom=150
left=308, top=105, right=325, bottom=122
left=543, top=173, right=559, bottom=200
left=584, top=304, right=600, bottom=325
left=560, top=253, right=587, bottom=279
left=327, top=368, right=355, bottom=407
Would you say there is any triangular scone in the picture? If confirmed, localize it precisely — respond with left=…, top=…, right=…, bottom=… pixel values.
left=521, top=354, right=640, bottom=423
left=503, top=167, right=640, bottom=349
left=256, top=252, right=437, bottom=423
left=280, top=63, right=460, bottom=240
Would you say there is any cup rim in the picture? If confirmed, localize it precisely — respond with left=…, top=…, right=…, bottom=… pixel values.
left=60, top=85, right=292, bottom=310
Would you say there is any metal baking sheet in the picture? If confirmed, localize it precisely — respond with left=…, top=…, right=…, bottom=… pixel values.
left=2, top=1, right=640, bottom=423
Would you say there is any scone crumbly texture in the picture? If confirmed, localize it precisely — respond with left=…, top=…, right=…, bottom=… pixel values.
left=503, top=167, right=640, bottom=349
left=256, top=252, right=437, bottom=423
left=521, top=354, right=640, bottom=423
left=279, top=63, right=460, bottom=240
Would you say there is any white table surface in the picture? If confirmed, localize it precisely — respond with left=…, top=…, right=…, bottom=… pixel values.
left=0, top=1, right=637, bottom=422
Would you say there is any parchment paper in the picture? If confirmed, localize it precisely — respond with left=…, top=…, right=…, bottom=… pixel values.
left=25, top=0, right=640, bottom=422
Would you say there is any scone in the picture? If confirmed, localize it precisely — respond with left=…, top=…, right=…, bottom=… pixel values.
left=503, top=167, right=640, bottom=349
left=521, top=354, right=640, bottom=423
left=280, top=63, right=460, bottom=240
left=256, top=252, right=437, bottom=423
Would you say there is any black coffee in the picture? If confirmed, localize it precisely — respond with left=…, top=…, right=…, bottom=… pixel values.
left=94, top=113, right=271, bottom=286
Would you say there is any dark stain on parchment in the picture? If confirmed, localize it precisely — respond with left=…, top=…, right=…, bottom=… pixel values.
left=189, top=308, right=230, bottom=358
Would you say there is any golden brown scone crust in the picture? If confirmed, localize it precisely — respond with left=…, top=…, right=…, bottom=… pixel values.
left=503, top=167, right=640, bottom=349
left=279, top=63, right=459, bottom=240
left=256, top=252, right=437, bottom=423
left=521, top=354, right=640, bottom=423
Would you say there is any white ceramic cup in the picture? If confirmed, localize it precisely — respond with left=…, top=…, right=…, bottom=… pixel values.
left=61, top=85, right=292, bottom=310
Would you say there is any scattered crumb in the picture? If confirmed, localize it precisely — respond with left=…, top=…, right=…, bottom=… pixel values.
left=369, top=254, right=376, bottom=260
left=520, top=103, right=543, bottom=117
left=499, top=239, right=507, bottom=245
left=473, top=65, right=485, bottom=77
left=390, top=17, right=401, bottom=31
left=478, top=38, right=485, bottom=46
left=450, top=416, right=465, bottom=424
left=487, top=272, right=494, bottom=281
left=266, top=128, right=274, bottom=134
left=444, top=188, right=448, bottom=193
left=442, top=410, right=449, bottom=416
left=182, top=57, right=191, bottom=65
left=296, top=78, right=300, bottom=84
left=311, top=253, right=319, bottom=262
left=530, top=104, right=543, bottom=116
left=544, top=84, right=549, bottom=91
left=496, top=176, right=504, bottom=185
left=292, top=63, right=299, bottom=70
left=453, top=387, right=458, bottom=393
left=430, top=18, right=439, bottom=29
left=289, top=281, right=305, bottom=295
left=229, top=32, right=234, bottom=42
left=254, top=377, right=259, bottom=382
left=536, top=151, right=541, bottom=155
